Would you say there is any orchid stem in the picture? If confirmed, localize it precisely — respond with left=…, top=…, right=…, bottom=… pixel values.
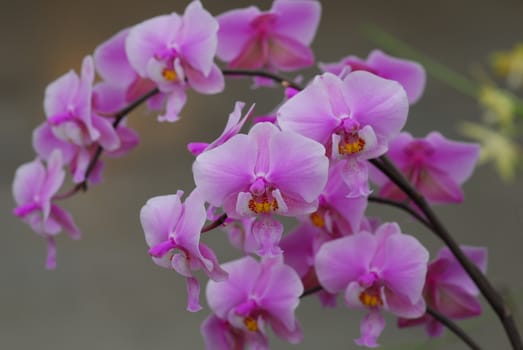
left=368, top=195, right=432, bottom=230
left=426, top=306, right=483, bottom=350
left=370, top=156, right=523, bottom=349
left=222, top=69, right=304, bottom=91
left=201, top=214, right=228, bottom=233
left=78, top=87, right=160, bottom=192
left=301, top=284, right=482, bottom=350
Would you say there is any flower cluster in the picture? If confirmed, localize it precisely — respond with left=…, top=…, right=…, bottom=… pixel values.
left=12, top=1, right=496, bottom=349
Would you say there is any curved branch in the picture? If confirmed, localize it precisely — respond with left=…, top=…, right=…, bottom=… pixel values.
left=222, top=69, right=304, bottom=91
left=300, top=285, right=482, bottom=350
left=368, top=195, right=432, bottom=230
left=78, top=87, right=160, bottom=192
left=370, top=156, right=522, bottom=349
left=426, top=306, right=482, bottom=350
left=201, top=214, right=228, bottom=233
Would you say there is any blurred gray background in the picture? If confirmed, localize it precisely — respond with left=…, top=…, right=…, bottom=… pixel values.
left=2, top=0, right=523, bottom=349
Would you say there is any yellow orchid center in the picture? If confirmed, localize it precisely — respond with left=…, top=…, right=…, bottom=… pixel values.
left=162, top=68, right=178, bottom=82
left=339, top=137, right=365, bottom=155
left=310, top=211, right=325, bottom=228
left=248, top=197, right=278, bottom=214
left=359, top=291, right=383, bottom=308
left=244, top=317, right=259, bottom=332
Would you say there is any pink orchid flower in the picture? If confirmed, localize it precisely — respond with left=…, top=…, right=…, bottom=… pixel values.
left=44, top=55, right=120, bottom=150
left=370, top=132, right=480, bottom=204
left=93, top=28, right=156, bottom=114
left=12, top=151, right=81, bottom=269
left=307, top=161, right=368, bottom=236
left=315, top=223, right=429, bottom=347
left=217, top=0, right=321, bottom=72
left=281, top=223, right=338, bottom=307
left=139, top=189, right=227, bottom=312
left=126, top=0, right=224, bottom=122
left=398, top=246, right=487, bottom=337
left=320, top=50, right=426, bottom=104
left=193, top=122, right=328, bottom=256
left=204, top=256, right=304, bottom=350
left=33, top=120, right=139, bottom=184
left=278, top=71, right=409, bottom=197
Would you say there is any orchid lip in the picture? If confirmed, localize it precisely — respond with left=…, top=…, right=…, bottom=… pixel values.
left=148, top=239, right=177, bottom=258
left=48, top=112, right=75, bottom=126
left=13, top=202, right=40, bottom=218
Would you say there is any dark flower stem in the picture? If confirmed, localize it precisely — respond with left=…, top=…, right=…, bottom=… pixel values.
left=368, top=195, right=433, bottom=230
left=78, top=87, right=160, bottom=192
left=426, top=306, right=482, bottom=350
left=301, top=285, right=482, bottom=350
left=222, top=69, right=304, bottom=91
left=201, top=214, right=228, bottom=233
left=370, top=156, right=522, bottom=349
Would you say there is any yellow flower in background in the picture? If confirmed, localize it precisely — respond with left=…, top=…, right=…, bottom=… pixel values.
left=491, top=44, right=523, bottom=89
left=460, top=122, right=520, bottom=182
left=478, top=85, right=516, bottom=128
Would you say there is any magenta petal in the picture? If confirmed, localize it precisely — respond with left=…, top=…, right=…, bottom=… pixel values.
left=193, top=134, right=256, bottom=207
left=186, top=277, right=203, bottom=312
left=427, top=317, right=444, bottom=337
left=32, top=123, right=76, bottom=164
left=369, top=133, right=413, bottom=187
left=201, top=315, right=238, bottom=350
left=206, top=256, right=260, bottom=318
left=50, top=204, right=81, bottom=240
left=270, top=318, right=303, bottom=344
left=157, top=88, right=186, bottom=123
left=40, top=150, right=65, bottom=203
left=126, top=14, right=181, bottom=76
left=277, top=75, right=340, bottom=144
left=217, top=6, right=260, bottom=61
left=340, top=159, right=372, bottom=198
left=375, top=232, right=429, bottom=303
left=344, top=281, right=365, bottom=308
left=187, top=142, right=209, bottom=156
left=44, top=70, right=79, bottom=118
left=324, top=163, right=368, bottom=232
left=252, top=216, right=283, bottom=257
left=367, top=50, right=426, bottom=104
left=417, top=168, right=465, bottom=203
left=229, top=36, right=267, bottom=70
left=254, top=257, right=303, bottom=331
left=268, top=34, right=314, bottom=71
left=435, top=284, right=482, bottom=318
left=179, top=0, right=218, bottom=76
left=436, top=246, right=487, bottom=294
left=106, top=125, right=140, bottom=158
left=315, top=233, right=377, bottom=293
left=271, top=0, right=321, bottom=45
left=355, top=310, right=385, bottom=348
left=12, top=158, right=45, bottom=205
left=173, top=189, right=206, bottom=256
left=91, top=115, right=120, bottom=151
left=384, top=289, right=426, bottom=318
left=343, top=71, right=409, bottom=142
left=94, top=28, right=136, bottom=86
left=267, top=128, right=328, bottom=203
left=45, top=236, right=57, bottom=270
left=280, top=224, right=317, bottom=277
left=199, top=243, right=228, bottom=282
left=185, top=63, right=224, bottom=95
left=139, top=192, right=183, bottom=248
left=426, top=132, right=480, bottom=183
left=92, top=82, right=126, bottom=114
